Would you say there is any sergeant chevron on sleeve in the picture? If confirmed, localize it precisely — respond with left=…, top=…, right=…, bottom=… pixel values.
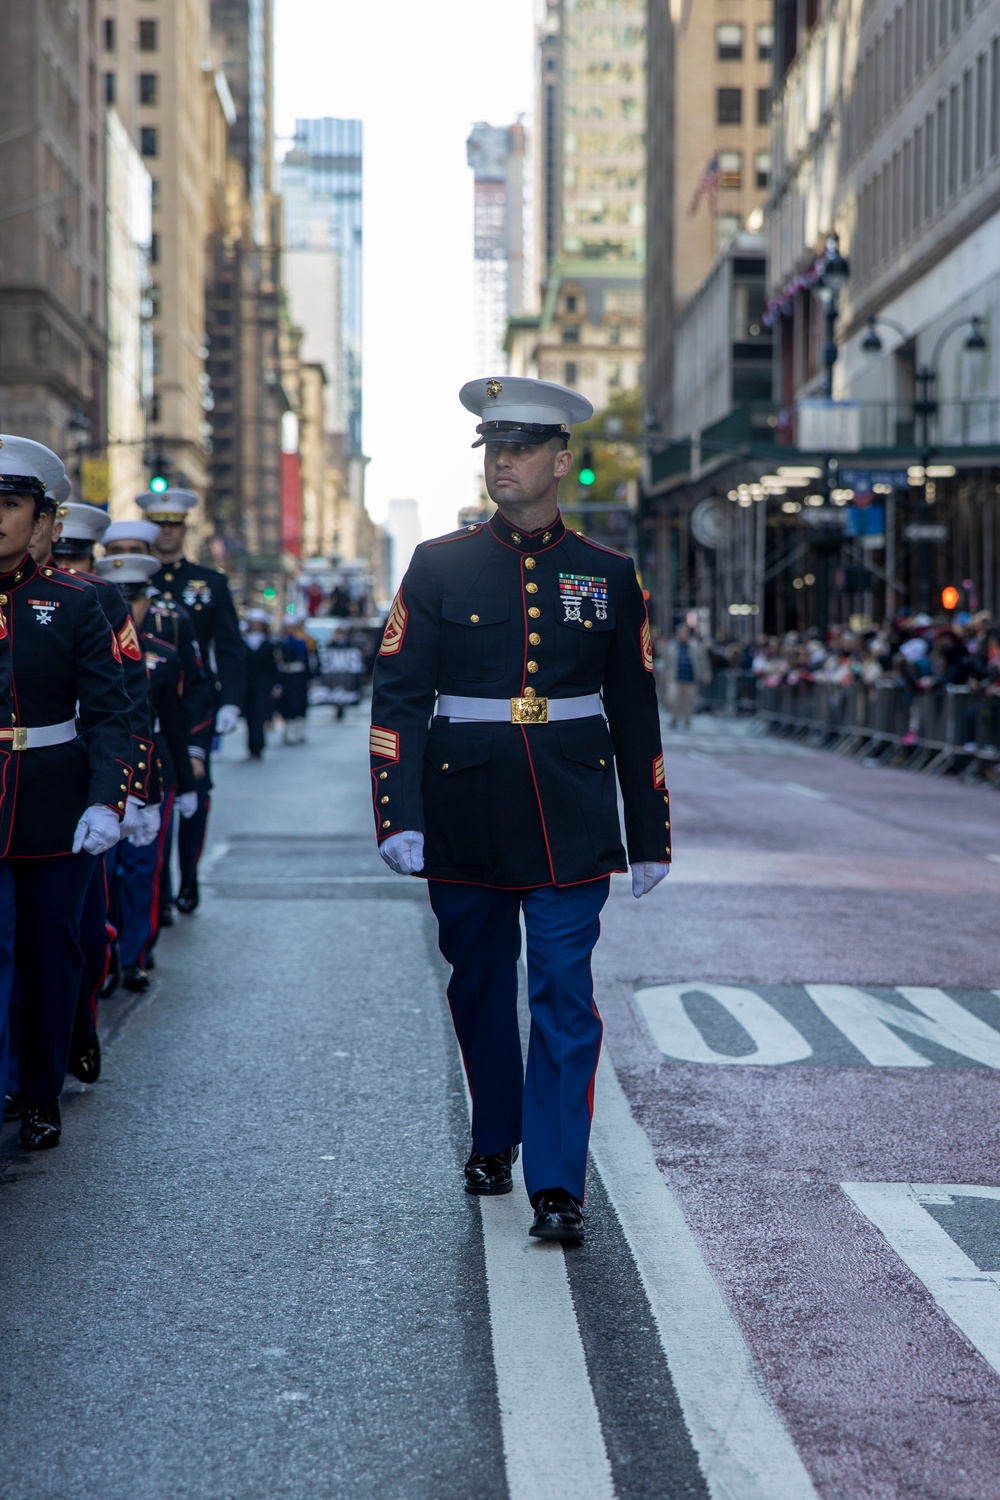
left=369, top=376, right=671, bottom=1246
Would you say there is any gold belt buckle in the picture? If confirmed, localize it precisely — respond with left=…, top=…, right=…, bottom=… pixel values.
left=511, top=694, right=548, bottom=724
left=11, top=728, right=27, bottom=751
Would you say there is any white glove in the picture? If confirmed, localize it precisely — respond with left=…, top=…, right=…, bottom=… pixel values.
left=176, top=790, right=199, bottom=819
left=380, top=830, right=425, bottom=876
left=128, top=803, right=161, bottom=848
left=631, top=862, right=671, bottom=898
left=215, top=704, right=241, bottom=735
left=73, top=805, right=122, bottom=857
left=120, top=795, right=145, bottom=841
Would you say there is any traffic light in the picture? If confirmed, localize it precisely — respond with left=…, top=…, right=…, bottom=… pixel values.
left=262, top=587, right=277, bottom=603
left=578, top=446, right=596, bottom=487
left=942, top=585, right=960, bottom=610
left=145, top=452, right=172, bottom=493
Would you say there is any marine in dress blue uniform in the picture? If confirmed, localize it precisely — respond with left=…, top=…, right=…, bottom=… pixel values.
left=0, top=437, right=132, bottom=1150
left=141, top=488, right=245, bottom=913
left=369, top=378, right=671, bottom=1242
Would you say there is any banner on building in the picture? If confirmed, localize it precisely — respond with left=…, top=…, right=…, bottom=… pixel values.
left=79, top=457, right=110, bottom=505
left=280, top=451, right=302, bottom=557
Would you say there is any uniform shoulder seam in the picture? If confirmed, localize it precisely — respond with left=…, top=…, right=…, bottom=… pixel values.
left=42, top=568, right=88, bottom=592
left=422, top=526, right=484, bottom=550
left=571, top=532, right=631, bottom=561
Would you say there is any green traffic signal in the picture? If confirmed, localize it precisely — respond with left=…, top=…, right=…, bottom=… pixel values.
left=579, top=444, right=595, bottom=486
left=579, top=467, right=596, bottom=486
left=262, top=587, right=277, bottom=602
left=149, top=475, right=168, bottom=493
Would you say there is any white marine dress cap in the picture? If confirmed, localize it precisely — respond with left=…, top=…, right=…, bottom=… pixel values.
left=459, top=376, right=594, bottom=448
left=56, top=502, right=112, bottom=545
left=95, top=553, right=161, bottom=586
left=0, top=435, right=66, bottom=497
left=137, top=488, right=199, bottom=523
left=104, top=519, right=162, bottom=548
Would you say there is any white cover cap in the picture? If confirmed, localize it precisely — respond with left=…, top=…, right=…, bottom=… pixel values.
left=136, top=488, right=199, bottom=522
left=58, top=501, right=112, bottom=544
left=104, top=520, right=162, bottom=548
left=459, top=376, right=593, bottom=447
left=0, top=435, right=66, bottom=496
left=95, top=553, right=161, bottom=585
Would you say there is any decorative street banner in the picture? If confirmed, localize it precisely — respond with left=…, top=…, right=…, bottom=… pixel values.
left=280, top=450, right=302, bottom=557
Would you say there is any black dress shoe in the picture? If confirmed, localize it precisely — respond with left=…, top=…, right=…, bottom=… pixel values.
left=529, top=1188, right=585, bottom=1244
left=18, top=1101, right=61, bottom=1151
left=145, top=950, right=156, bottom=971
left=464, top=1145, right=519, bottom=1196
left=68, top=1035, right=101, bottom=1084
left=99, top=947, right=120, bottom=1001
left=122, top=964, right=150, bottom=992
left=158, top=903, right=175, bottom=929
left=3, top=1090, right=23, bottom=1123
left=176, top=880, right=199, bottom=914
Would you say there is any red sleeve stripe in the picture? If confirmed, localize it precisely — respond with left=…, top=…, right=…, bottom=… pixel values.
left=369, top=726, right=400, bottom=761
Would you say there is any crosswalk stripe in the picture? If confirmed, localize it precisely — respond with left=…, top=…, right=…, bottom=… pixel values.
left=590, top=1054, right=818, bottom=1500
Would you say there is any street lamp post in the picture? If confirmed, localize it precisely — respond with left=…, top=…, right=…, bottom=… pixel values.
left=862, top=312, right=986, bottom=459
left=813, top=236, right=851, bottom=398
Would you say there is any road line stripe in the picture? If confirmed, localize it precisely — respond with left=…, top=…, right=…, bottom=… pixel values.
left=478, top=1161, right=616, bottom=1500
left=590, top=1054, right=818, bottom=1500
left=782, top=781, right=829, bottom=801
left=843, top=1182, right=1000, bottom=1377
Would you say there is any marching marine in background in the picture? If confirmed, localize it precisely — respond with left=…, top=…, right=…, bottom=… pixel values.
left=278, top=615, right=315, bottom=744
left=242, top=608, right=283, bottom=760
left=142, top=489, right=245, bottom=914
left=0, top=437, right=132, bottom=1151
left=369, top=379, right=671, bottom=1244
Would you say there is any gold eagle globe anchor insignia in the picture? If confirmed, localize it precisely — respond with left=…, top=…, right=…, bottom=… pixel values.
left=486, top=379, right=503, bottom=400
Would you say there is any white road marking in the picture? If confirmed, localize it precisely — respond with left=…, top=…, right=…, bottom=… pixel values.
left=843, top=1183, right=1000, bottom=1376
left=986, top=855, right=1000, bottom=865
left=202, top=875, right=409, bottom=885
left=478, top=1162, right=615, bottom=1500
left=636, top=982, right=813, bottom=1066
left=782, top=781, right=830, bottom=801
left=590, top=1054, right=818, bottom=1500
left=806, top=985, right=1000, bottom=1068
left=199, top=841, right=231, bottom=871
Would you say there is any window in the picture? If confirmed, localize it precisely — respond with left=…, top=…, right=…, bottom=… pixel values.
left=148, top=284, right=161, bottom=318
left=757, top=87, right=772, bottom=125
left=104, top=17, right=115, bottom=50
left=609, top=325, right=621, bottom=345
left=565, top=294, right=577, bottom=312
left=150, top=179, right=160, bottom=212
left=948, top=82, right=959, bottom=196
left=139, top=73, right=158, bottom=106
left=718, top=88, right=743, bottom=125
left=975, top=51, right=986, bottom=172
left=138, top=20, right=157, bottom=51
left=756, top=24, right=774, bottom=61
left=562, top=325, right=581, bottom=344
left=755, top=151, right=772, bottom=189
left=961, top=68, right=972, bottom=184
left=608, top=363, right=622, bottom=389
left=719, top=150, right=742, bottom=189
left=717, top=24, right=743, bottom=62
left=140, top=126, right=158, bottom=158
left=104, top=72, right=115, bottom=104
left=564, top=362, right=578, bottom=385
left=150, top=232, right=160, bottom=265
left=152, top=336, right=161, bottom=377
left=150, top=394, right=160, bottom=424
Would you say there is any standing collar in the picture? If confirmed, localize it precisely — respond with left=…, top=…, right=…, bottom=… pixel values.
left=488, top=511, right=566, bottom=554
left=0, top=552, right=37, bottom=588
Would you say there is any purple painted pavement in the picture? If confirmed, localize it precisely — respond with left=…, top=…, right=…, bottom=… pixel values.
left=597, top=721, right=1000, bottom=1499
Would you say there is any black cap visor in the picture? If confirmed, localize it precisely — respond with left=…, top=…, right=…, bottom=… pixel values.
left=0, top=475, right=45, bottom=499
left=473, top=421, right=567, bottom=449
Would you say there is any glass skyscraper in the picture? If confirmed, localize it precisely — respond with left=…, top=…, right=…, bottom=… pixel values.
left=280, top=118, right=363, bottom=458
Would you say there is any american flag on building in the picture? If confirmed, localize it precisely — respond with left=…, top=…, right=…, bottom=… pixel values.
left=688, top=153, right=720, bottom=217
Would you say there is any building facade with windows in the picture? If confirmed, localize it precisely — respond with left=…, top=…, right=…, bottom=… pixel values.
left=466, top=122, right=528, bottom=376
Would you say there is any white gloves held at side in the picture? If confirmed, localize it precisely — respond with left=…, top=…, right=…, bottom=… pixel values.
left=120, top=795, right=146, bottom=842
left=380, top=830, right=425, bottom=876
left=127, top=802, right=162, bottom=849
left=73, top=805, right=122, bottom=857
left=175, top=790, right=199, bottom=819
left=215, top=704, right=241, bottom=736
left=630, top=862, right=671, bottom=898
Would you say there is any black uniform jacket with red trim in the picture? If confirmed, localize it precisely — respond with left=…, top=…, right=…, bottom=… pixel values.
left=151, top=557, right=246, bottom=714
left=369, top=511, right=670, bottom=888
left=141, top=631, right=197, bottom=797
left=51, top=562, right=155, bottom=799
left=0, top=554, right=133, bottom=857
left=145, top=595, right=215, bottom=755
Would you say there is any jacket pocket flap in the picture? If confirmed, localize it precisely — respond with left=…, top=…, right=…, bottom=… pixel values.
left=425, top=725, right=493, bottom=773
left=557, top=721, right=612, bottom=769
left=441, top=598, right=510, bottom=627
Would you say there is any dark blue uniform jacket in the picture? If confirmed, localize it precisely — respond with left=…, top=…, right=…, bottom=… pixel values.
left=152, top=558, right=245, bottom=713
left=369, top=512, right=671, bottom=888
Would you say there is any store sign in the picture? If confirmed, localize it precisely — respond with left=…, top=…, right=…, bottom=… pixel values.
left=840, top=469, right=908, bottom=492
left=796, top=400, right=861, bottom=452
left=904, top=523, right=948, bottom=541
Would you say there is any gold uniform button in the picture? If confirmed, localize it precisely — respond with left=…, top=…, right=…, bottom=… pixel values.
left=526, top=660, right=539, bottom=674
left=42, top=570, right=50, bottom=578
left=380, top=795, right=389, bottom=805
left=379, top=771, right=388, bottom=781
left=0, top=595, right=7, bottom=605
left=529, top=632, right=541, bottom=646
left=528, top=607, right=540, bottom=618
left=382, top=820, right=391, bottom=829
left=441, top=762, right=449, bottom=770
left=665, top=819, right=671, bottom=828
left=138, top=761, right=147, bottom=770
left=164, top=572, right=174, bottom=582
left=584, top=620, right=593, bottom=629
left=524, top=557, right=536, bottom=570
left=470, top=614, right=480, bottom=623
left=118, top=801, right=126, bottom=810
left=525, top=582, right=538, bottom=594
left=599, top=758, right=606, bottom=767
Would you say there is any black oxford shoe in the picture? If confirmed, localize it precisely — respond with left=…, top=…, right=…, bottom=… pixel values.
left=158, top=903, right=175, bottom=928
left=464, top=1145, right=520, bottom=1196
left=529, top=1188, right=585, bottom=1244
left=3, top=1090, right=23, bottom=1123
left=176, top=880, right=199, bottom=915
left=68, top=1035, right=101, bottom=1084
left=18, top=1101, right=62, bottom=1151
left=122, top=964, right=150, bottom=992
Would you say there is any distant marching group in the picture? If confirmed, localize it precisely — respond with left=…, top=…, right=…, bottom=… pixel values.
left=0, top=436, right=309, bottom=1153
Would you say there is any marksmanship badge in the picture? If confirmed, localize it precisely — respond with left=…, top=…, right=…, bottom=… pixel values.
left=558, top=573, right=608, bottom=623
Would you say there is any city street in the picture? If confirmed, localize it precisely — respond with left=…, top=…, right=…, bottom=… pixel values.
left=4, top=706, right=1000, bottom=1498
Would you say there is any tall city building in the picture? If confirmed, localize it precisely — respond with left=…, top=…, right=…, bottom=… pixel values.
left=105, top=112, right=153, bottom=518
left=0, top=1, right=108, bottom=457
left=510, top=0, right=646, bottom=413
left=384, top=498, right=422, bottom=594
left=281, top=118, right=364, bottom=460
left=209, top=0, right=274, bottom=243
left=466, top=122, right=527, bottom=375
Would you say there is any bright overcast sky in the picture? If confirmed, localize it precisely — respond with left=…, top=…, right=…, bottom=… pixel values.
left=274, top=0, right=536, bottom=542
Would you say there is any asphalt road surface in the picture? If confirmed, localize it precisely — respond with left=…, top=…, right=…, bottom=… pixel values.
left=3, top=704, right=1000, bottom=1498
